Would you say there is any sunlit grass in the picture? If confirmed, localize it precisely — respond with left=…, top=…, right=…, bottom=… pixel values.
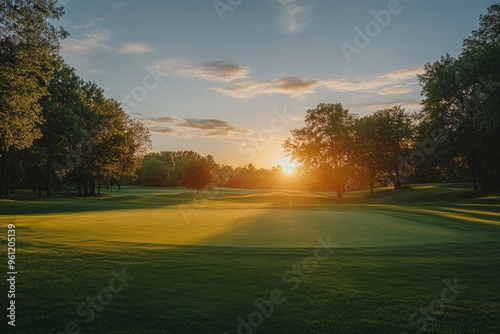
left=3, top=184, right=498, bottom=247
left=0, top=184, right=499, bottom=333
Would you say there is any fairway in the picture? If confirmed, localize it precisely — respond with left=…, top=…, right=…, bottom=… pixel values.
left=5, top=203, right=483, bottom=248
left=1, top=184, right=500, bottom=333
left=3, top=185, right=499, bottom=249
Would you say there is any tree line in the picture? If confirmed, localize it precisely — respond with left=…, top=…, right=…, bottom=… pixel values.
left=2, top=1, right=498, bottom=198
left=0, top=0, right=151, bottom=198
left=137, top=151, right=292, bottom=192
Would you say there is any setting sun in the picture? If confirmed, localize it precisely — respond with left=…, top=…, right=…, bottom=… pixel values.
left=277, top=157, right=297, bottom=175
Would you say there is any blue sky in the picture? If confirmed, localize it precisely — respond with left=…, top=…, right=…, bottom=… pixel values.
left=58, top=0, right=494, bottom=168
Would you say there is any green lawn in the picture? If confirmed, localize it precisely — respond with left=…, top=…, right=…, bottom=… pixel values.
left=1, top=184, right=499, bottom=333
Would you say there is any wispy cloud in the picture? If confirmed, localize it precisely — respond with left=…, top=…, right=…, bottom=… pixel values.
left=213, top=67, right=421, bottom=100
left=149, top=58, right=422, bottom=100
left=380, top=85, right=414, bottom=95
left=118, top=42, right=153, bottom=54
left=151, top=59, right=248, bottom=82
left=213, top=76, right=320, bottom=100
left=186, top=61, right=250, bottom=82
left=152, top=58, right=190, bottom=77
left=142, top=117, right=252, bottom=138
left=62, top=28, right=111, bottom=53
left=323, top=67, right=423, bottom=95
left=62, top=21, right=152, bottom=55
left=278, top=0, right=312, bottom=34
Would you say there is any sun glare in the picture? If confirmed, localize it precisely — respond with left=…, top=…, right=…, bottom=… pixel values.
left=278, top=157, right=296, bottom=175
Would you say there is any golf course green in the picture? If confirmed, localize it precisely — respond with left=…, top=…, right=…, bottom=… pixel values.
left=1, top=184, right=499, bottom=333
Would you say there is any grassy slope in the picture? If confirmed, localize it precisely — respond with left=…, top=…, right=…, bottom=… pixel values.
left=0, top=184, right=499, bottom=333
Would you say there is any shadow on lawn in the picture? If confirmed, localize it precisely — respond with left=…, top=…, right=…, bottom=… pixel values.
left=0, top=190, right=207, bottom=215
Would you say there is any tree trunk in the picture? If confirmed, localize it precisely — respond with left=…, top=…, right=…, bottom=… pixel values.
left=89, top=180, right=96, bottom=196
left=10, top=177, right=15, bottom=195
left=0, top=152, right=8, bottom=199
left=46, top=161, right=52, bottom=198
left=393, top=167, right=402, bottom=190
left=369, top=165, right=375, bottom=194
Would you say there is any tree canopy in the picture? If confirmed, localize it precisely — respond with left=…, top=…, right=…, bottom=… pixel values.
left=418, top=3, right=500, bottom=190
left=179, top=156, right=216, bottom=193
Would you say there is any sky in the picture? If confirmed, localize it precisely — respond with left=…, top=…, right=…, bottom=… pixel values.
left=57, top=0, right=495, bottom=168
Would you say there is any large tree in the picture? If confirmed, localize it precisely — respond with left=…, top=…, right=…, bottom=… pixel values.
left=179, top=157, right=216, bottom=193
left=37, top=65, right=85, bottom=197
left=0, top=0, right=67, bottom=198
left=137, top=155, right=170, bottom=187
left=419, top=4, right=500, bottom=190
left=352, top=115, right=384, bottom=194
left=113, top=115, right=152, bottom=190
left=369, top=107, right=415, bottom=190
left=283, top=103, right=356, bottom=197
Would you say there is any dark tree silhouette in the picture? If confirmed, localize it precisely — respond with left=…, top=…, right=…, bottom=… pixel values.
left=179, top=158, right=215, bottom=193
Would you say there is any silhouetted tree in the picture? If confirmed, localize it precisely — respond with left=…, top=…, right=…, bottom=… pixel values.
left=179, top=157, right=215, bottom=193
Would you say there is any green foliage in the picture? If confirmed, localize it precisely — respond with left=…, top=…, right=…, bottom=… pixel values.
left=462, top=4, right=500, bottom=51
left=369, top=106, right=415, bottom=189
left=0, top=0, right=67, bottom=198
left=3, top=63, right=152, bottom=197
left=352, top=115, right=386, bottom=193
left=138, top=151, right=203, bottom=187
left=284, top=103, right=356, bottom=197
left=0, top=0, right=67, bottom=152
left=419, top=3, right=500, bottom=189
left=179, top=156, right=216, bottom=193
left=137, top=156, right=170, bottom=187
left=284, top=104, right=415, bottom=194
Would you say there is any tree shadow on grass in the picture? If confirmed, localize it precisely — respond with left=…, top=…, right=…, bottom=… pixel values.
left=0, top=190, right=204, bottom=215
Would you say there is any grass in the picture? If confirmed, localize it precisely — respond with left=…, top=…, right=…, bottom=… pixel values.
left=1, top=184, right=499, bottom=333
